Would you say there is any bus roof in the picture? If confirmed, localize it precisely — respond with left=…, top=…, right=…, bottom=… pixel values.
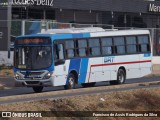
left=16, top=28, right=150, bottom=40
left=43, top=27, right=105, bottom=34
left=90, top=29, right=150, bottom=38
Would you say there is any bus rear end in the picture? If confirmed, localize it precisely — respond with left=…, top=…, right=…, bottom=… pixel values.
left=14, top=36, right=54, bottom=92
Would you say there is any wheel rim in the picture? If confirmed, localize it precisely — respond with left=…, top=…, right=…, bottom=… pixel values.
left=119, top=72, right=124, bottom=83
left=69, top=77, right=74, bottom=88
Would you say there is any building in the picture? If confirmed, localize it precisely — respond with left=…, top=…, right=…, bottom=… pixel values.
left=1, top=0, right=160, bottom=54
left=10, top=0, right=160, bottom=27
left=0, top=0, right=11, bottom=51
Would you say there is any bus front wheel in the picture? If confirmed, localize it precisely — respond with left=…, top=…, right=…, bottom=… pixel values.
left=32, top=86, right=43, bottom=93
left=64, top=73, right=76, bottom=89
left=110, top=69, right=126, bottom=85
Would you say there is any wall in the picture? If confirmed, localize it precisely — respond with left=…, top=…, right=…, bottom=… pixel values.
left=55, top=10, right=102, bottom=24
left=53, top=0, right=160, bottom=13
left=0, top=51, right=13, bottom=66
left=0, top=0, right=11, bottom=51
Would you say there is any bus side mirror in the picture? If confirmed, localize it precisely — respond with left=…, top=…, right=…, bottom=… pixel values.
left=8, top=43, right=14, bottom=59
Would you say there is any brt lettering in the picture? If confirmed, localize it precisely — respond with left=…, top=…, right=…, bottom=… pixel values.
left=104, top=57, right=114, bottom=63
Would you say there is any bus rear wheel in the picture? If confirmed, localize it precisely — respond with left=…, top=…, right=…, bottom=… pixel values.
left=64, top=73, right=76, bottom=89
left=110, top=69, right=126, bottom=85
left=81, top=82, right=96, bottom=88
left=32, top=86, right=43, bottom=93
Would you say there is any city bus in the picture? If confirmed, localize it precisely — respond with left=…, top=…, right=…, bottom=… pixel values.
left=11, top=27, right=152, bottom=92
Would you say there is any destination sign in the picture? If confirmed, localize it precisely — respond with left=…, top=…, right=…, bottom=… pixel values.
left=16, top=37, right=51, bottom=45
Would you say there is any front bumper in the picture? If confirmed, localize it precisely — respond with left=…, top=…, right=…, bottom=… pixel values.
left=14, top=70, right=54, bottom=87
left=14, top=78, right=54, bottom=87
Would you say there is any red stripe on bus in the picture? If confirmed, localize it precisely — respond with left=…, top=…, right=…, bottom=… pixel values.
left=87, top=60, right=151, bottom=83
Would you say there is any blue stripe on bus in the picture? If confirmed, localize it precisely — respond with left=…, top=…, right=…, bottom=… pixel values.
left=72, top=34, right=83, bottom=38
left=68, top=59, right=81, bottom=74
left=78, top=58, right=89, bottom=84
left=52, top=33, right=90, bottom=40
left=52, top=34, right=73, bottom=40
left=83, top=33, right=90, bottom=38
left=66, top=59, right=81, bottom=84
left=72, top=33, right=90, bottom=38
left=17, top=33, right=90, bottom=40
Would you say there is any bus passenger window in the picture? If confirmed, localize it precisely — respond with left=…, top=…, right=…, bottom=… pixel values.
left=65, top=40, right=75, bottom=58
left=67, top=49, right=74, bottom=58
left=114, top=37, right=125, bottom=54
left=126, top=36, right=137, bottom=53
left=88, top=38, right=100, bottom=56
left=101, top=38, right=113, bottom=55
left=102, top=47, right=112, bottom=55
left=138, top=36, right=150, bottom=52
left=54, top=44, right=64, bottom=60
left=78, top=39, right=87, bottom=57
left=78, top=49, right=86, bottom=57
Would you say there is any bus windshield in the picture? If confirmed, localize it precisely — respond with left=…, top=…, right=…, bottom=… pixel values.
left=14, top=46, right=52, bottom=70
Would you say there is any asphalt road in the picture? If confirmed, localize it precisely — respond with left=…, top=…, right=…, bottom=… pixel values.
left=0, top=76, right=160, bottom=98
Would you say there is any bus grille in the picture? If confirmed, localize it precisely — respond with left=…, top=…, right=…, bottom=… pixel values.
left=20, top=72, right=44, bottom=76
left=26, top=81, right=40, bottom=85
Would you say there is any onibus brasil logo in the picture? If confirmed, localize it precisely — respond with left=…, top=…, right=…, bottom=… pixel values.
left=0, top=0, right=54, bottom=7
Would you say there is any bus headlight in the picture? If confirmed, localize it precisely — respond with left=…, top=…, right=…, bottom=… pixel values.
left=14, top=73, right=21, bottom=80
left=43, top=72, right=53, bottom=79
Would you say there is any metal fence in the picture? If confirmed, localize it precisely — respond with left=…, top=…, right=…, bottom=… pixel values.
left=10, top=20, right=114, bottom=36
left=1, top=20, right=160, bottom=56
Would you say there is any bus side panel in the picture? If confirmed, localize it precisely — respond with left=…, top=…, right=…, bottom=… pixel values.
left=78, top=58, right=89, bottom=84
left=110, top=68, right=117, bottom=80
left=114, top=55, right=141, bottom=79
left=53, top=60, right=70, bottom=86
left=87, top=57, right=103, bottom=83
left=102, top=56, right=116, bottom=81
left=139, top=53, right=152, bottom=77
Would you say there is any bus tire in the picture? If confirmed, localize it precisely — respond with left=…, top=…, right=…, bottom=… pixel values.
left=32, top=86, right=43, bottom=93
left=64, top=73, right=76, bottom=89
left=81, top=82, right=96, bottom=88
left=110, top=69, right=126, bottom=85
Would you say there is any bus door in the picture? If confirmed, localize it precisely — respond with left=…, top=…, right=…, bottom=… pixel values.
left=87, top=38, right=103, bottom=83
left=53, top=43, right=67, bottom=86
left=138, top=35, right=152, bottom=77
left=88, top=57, right=103, bottom=83
left=101, top=37, right=116, bottom=81
left=124, top=36, right=141, bottom=79
left=102, top=56, right=115, bottom=81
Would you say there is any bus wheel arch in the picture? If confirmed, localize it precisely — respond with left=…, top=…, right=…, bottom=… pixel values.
left=117, top=67, right=126, bottom=84
left=110, top=66, right=126, bottom=85
left=70, top=70, right=78, bottom=84
left=118, top=66, right=126, bottom=78
left=64, top=70, right=78, bottom=89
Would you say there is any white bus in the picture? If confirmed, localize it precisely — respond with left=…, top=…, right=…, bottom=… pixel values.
left=13, top=28, right=152, bottom=92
